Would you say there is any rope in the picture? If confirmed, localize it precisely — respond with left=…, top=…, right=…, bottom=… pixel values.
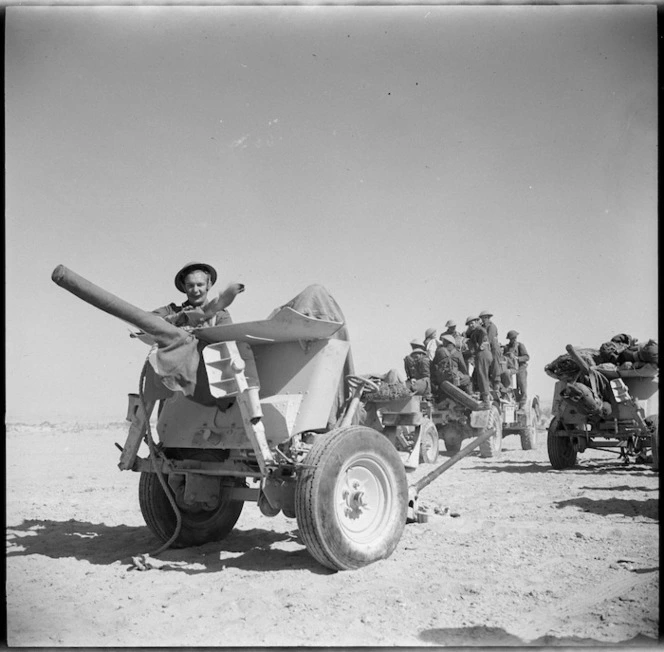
left=138, top=357, right=182, bottom=557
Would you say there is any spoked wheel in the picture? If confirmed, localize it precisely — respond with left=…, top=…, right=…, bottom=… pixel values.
left=547, top=417, right=577, bottom=469
left=478, top=405, right=503, bottom=458
left=418, top=420, right=440, bottom=464
left=295, top=426, right=408, bottom=571
left=139, top=451, right=245, bottom=548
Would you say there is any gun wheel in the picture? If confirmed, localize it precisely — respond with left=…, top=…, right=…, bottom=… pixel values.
left=547, top=417, right=577, bottom=469
left=139, top=452, right=244, bottom=548
left=520, top=401, right=538, bottom=450
left=479, top=405, right=503, bottom=458
left=418, top=420, right=440, bottom=464
left=295, top=426, right=408, bottom=571
left=648, top=415, right=658, bottom=472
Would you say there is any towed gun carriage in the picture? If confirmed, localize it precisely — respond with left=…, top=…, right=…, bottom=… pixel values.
left=546, top=344, right=658, bottom=469
left=52, top=265, right=409, bottom=571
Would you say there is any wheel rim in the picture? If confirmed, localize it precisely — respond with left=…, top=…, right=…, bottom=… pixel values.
left=334, top=454, right=394, bottom=545
left=421, top=425, right=437, bottom=462
left=489, top=407, right=502, bottom=451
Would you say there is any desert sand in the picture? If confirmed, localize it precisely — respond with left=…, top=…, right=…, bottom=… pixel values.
left=6, top=422, right=659, bottom=647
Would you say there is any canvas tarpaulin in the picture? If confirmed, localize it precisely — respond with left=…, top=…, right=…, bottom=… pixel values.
left=145, top=284, right=355, bottom=424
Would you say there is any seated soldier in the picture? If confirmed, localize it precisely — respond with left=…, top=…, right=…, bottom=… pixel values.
left=403, top=339, right=431, bottom=397
left=431, top=334, right=471, bottom=402
left=153, top=261, right=244, bottom=330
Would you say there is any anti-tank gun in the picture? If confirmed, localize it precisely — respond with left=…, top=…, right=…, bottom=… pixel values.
left=545, top=343, right=658, bottom=470
left=51, top=265, right=409, bottom=571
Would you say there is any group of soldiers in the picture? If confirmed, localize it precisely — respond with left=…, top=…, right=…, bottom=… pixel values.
left=404, top=312, right=529, bottom=408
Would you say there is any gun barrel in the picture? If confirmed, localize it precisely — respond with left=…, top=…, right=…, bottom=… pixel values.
left=51, top=264, right=186, bottom=348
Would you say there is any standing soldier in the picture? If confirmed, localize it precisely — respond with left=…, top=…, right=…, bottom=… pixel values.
left=504, top=330, right=530, bottom=407
left=462, top=316, right=479, bottom=369
left=479, top=310, right=502, bottom=391
left=467, top=318, right=493, bottom=407
left=423, top=327, right=439, bottom=361
left=404, top=339, right=431, bottom=397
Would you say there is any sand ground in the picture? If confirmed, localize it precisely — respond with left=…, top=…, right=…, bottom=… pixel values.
left=6, top=423, right=659, bottom=647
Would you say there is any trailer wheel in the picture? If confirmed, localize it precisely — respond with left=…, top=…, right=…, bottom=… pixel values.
left=649, top=415, right=658, bottom=471
left=139, top=456, right=244, bottom=548
left=419, top=420, right=440, bottom=464
left=520, top=427, right=536, bottom=450
left=520, top=398, right=539, bottom=450
left=547, top=417, right=577, bottom=469
left=295, top=426, right=408, bottom=571
left=520, top=401, right=537, bottom=450
left=479, top=406, right=503, bottom=458
left=440, top=424, right=463, bottom=453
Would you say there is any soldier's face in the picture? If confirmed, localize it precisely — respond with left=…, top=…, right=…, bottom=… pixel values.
left=183, top=270, right=211, bottom=307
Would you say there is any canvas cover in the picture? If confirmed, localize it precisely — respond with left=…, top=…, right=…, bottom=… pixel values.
left=145, top=284, right=354, bottom=425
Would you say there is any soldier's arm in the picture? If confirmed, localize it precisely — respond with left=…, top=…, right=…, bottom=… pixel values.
left=517, top=343, right=530, bottom=363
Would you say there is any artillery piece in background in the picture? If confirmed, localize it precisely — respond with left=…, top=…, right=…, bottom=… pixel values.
left=546, top=344, right=658, bottom=470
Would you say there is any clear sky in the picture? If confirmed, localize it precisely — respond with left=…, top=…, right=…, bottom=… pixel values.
left=5, top=5, right=658, bottom=422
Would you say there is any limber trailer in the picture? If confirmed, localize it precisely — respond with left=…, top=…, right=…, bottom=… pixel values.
left=52, top=264, right=501, bottom=570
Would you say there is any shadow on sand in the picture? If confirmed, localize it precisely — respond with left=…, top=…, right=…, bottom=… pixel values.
left=418, top=625, right=658, bottom=647
left=473, top=459, right=657, bottom=476
left=6, top=518, right=329, bottom=574
left=554, top=496, right=658, bottom=520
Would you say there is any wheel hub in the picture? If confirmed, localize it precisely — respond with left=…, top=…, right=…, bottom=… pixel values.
left=342, top=480, right=368, bottom=519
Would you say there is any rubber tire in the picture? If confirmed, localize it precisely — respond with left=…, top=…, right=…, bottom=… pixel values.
left=649, top=415, right=658, bottom=471
left=139, top=459, right=245, bottom=548
left=521, top=397, right=540, bottom=450
left=418, top=421, right=440, bottom=464
left=295, top=426, right=408, bottom=571
left=520, top=427, right=536, bottom=450
left=440, top=424, right=464, bottom=453
left=479, top=406, right=503, bottom=458
left=547, top=417, right=577, bottom=470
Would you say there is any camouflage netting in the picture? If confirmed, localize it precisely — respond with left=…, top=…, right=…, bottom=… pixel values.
left=544, top=348, right=600, bottom=381
left=362, top=369, right=413, bottom=402
left=545, top=336, right=658, bottom=382
left=364, top=381, right=413, bottom=402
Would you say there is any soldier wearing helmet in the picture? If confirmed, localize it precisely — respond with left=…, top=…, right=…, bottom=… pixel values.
left=479, top=310, right=504, bottom=391
left=466, top=316, right=493, bottom=407
left=504, top=330, right=530, bottom=407
left=431, top=334, right=471, bottom=400
left=152, top=261, right=244, bottom=330
left=423, top=327, right=439, bottom=361
left=442, top=319, right=464, bottom=351
left=404, top=339, right=431, bottom=396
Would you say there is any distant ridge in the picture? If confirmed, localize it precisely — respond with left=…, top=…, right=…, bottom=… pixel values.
left=5, top=421, right=133, bottom=433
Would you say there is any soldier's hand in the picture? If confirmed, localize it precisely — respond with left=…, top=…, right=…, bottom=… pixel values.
left=203, top=282, right=245, bottom=316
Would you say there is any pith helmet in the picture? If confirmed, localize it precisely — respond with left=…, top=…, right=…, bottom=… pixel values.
left=479, top=310, right=493, bottom=318
left=465, top=315, right=478, bottom=325
left=445, top=319, right=456, bottom=328
left=441, top=334, right=457, bottom=346
left=507, top=330, right=519, bottom=339
left=424, top=327, right=437, bottom=339
left=175, top=262, right=217, bottom=293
